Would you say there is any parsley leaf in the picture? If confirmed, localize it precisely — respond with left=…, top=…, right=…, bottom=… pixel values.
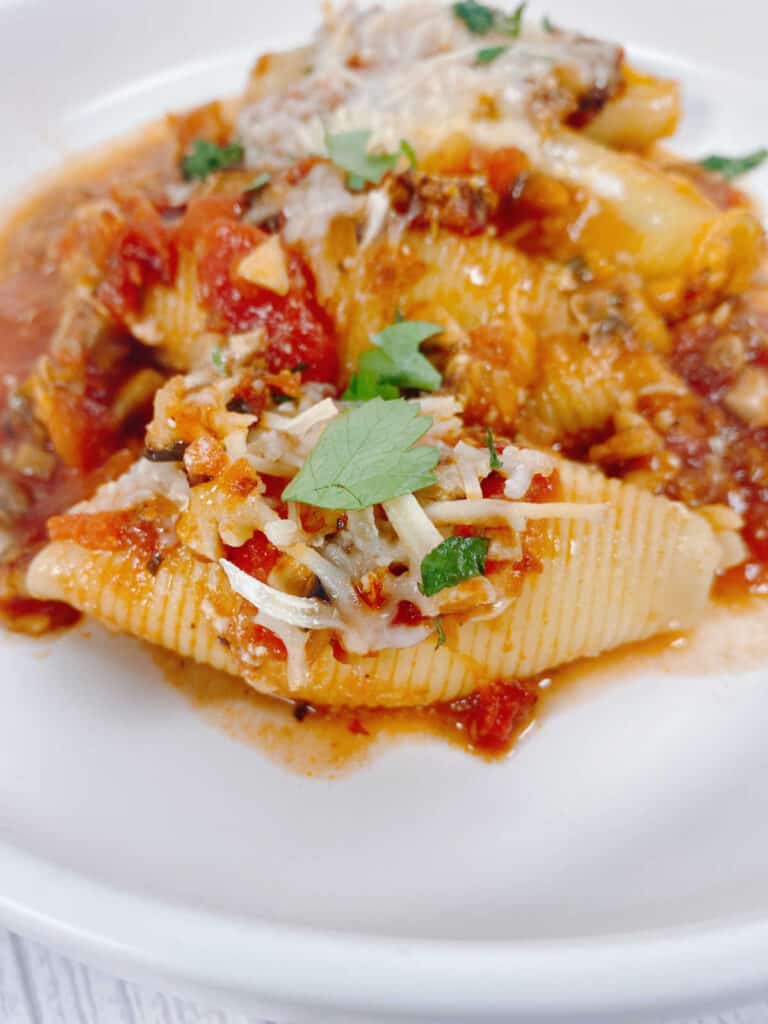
left=542, top=14, right=555, bottom=31
left=454, top=1, right=525, bottom=38
left=486, top=427, right=502, bottom=469
left=247, top=171, right=271, bottom=193
left=698, top=149, right=768, bottom=180
left=400, top=138, right=418, bottom=170
left=182, top=139, right=245, bottom=180
left=343, top=319, right=443, bottom=400
left=421, top=535, right=490, bottom=597
left=282, top=398, right=439, bottom=510
left=326, top=131, right=415, bottom=190
left=211, top=346, right=226, bottom=375
left=342, top=370, right=400, bottom=402
left=476, top=45, right=507, bottom=65
left=497, top=2, right=526, bottom=36
left=434, top=617, right=447, bottom=649
left=453, top=0, right=495, bottom=33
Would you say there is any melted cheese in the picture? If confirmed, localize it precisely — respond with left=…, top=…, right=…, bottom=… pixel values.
left=239, top=2, right=621, bottom=165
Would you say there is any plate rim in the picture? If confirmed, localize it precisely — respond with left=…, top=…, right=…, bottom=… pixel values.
left=3, top=1, right=768, bottom=1018
left=2, top=837, right=768, bottom=1020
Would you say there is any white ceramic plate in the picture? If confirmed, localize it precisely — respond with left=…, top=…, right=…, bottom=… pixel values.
left=2, top=1, right=768, bottom=1020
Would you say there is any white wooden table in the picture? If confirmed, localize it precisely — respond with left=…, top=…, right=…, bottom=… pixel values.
left=0, top=929, right=766, bottom=1024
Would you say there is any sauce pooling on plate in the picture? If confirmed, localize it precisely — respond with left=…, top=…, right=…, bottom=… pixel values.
left=2, top=2, right=768, bottom=762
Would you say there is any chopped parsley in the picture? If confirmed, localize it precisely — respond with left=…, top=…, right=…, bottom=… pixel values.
left=211, top=346, right=226, bottom=375
left=542, top=14, right=555, bottom=32
left=497, top=2, right=526, bottom=37
left=475, top=45, right=508, bottom=65
left=486, top=427, right=502, bottom=470
left=453, top=0, right=495, bottom=34
left=247, top=171, right=272, bottom=193
left=182, top=139, right=245, bottom=180
left=434, top=617, right=447, bottom=649
left=342, top=370, right=400, bottom=402
left=400, top=138, right=418, bottom=170
left=421, top=535, right=490, bottom=597
left=698, top=149, right=768, bottom=180
left=282, top=398, right=439, bottom=510
left=343, top=319, right=443, bottom=400
left=326, top=130, right=416, bottom=190
left=453, top=0, right=525, bottom=37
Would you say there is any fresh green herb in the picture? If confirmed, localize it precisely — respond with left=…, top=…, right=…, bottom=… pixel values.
left=453, top=0, right=525, bottom=37
left=342, top=370, right=400, bottom=402
left=497, top=2, right=526, bottom=36
left=291, top=361, right=309, bottom=374
left=421, top=535, right=490, bottom=597
left=542, top=14, right=555, bottom=31
left=400, top=139, right=418, bottom=169
left=343, top=319, right=443, bottom=400
left=698, top=149, right=768, bottom=180
left=282, top=398, right=439, bottom=510
left=271, top=391, right=293, bottom=405
left=211, top=347, right=226, bottom=375
left=247, top=171, right=271, bottom=193
left=434, top=617, right=447, bottom=649
left=326, top=131, right=415, bottom=190
left=475, top=45, right=507, bottom=64
left=453, top=0, right=495, bottom=34
left=182, top=139, right=245, bottom=180
left=486, top=427, right=502, bottom=469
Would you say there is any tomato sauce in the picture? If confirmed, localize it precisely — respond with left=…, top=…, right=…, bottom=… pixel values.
left=194, top=217, right=338, bottom=383
left=0, top=125, right=179, bottom=632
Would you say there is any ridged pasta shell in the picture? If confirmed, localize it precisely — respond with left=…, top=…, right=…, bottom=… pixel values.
left=27, top=461, right=720, bottom=708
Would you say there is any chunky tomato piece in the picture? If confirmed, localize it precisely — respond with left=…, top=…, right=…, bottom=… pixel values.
left=442, top=681, right=537, bottom=755
left=97, top=197, right=176, bottom=319
left=224, top=530, right=280, bottom=582
left=481, top=471, right=506, bottom=498
left=229, top=611, right=287, bottom=661
left=174, top=195, right=245, bottom=251
left=196, top=219, right=338, bottom=383
left=48, top=508, right=159, bottom=561
left=524, top=470, right=561, bottom=503
left=392, top=600, right=424, bottom=626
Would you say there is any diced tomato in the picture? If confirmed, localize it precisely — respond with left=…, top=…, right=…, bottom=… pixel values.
left=392, top=600, right=424, bottom=626
left=524, top=470, right=560, bottom=503
left=174, top=195, right=245, bottom=251
left=232, top=616, right=287, bottom=660
left=224, top=530, right=280, bottom=582
left=453, top=524, right=477, bottom=537
left=0, top=597, right=81, bottom=633
left=97, top=197, right=176, bottom=319
left=259, top=473, right=288, bottom=501
left=195, top=219, right=338, bottom=383
left=441, top=680, right=537, bottom=755
left=48, top=508, right=158, bottom=561
left=481, top=471, right=506, bottom=498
